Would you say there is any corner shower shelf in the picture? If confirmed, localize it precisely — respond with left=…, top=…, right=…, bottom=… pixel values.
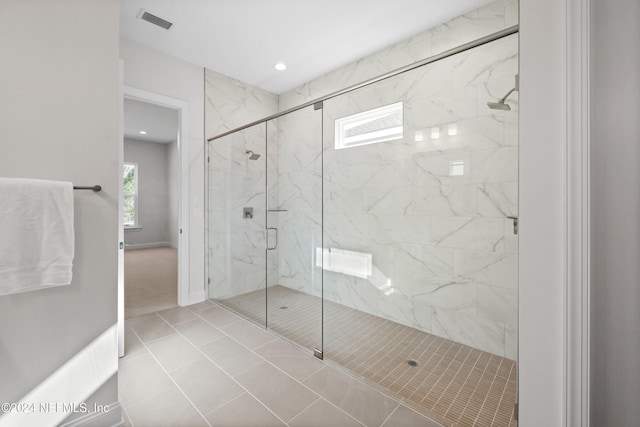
left=267, top=209, right=288, bottom=212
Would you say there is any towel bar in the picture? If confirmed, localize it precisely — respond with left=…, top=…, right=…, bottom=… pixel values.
left=73, top=185, right=101, bottom=192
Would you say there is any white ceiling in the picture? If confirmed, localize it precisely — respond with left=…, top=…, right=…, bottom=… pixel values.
left=120, top=0, right=492, bottom=95
left=123, top=99, right=179, bottom=143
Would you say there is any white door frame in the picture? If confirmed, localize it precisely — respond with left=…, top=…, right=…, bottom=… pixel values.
left=118, top=86, right=191, bottom=353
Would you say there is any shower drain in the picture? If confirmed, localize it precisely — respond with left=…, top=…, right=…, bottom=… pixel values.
left=406, top=359, right=419, bottom=367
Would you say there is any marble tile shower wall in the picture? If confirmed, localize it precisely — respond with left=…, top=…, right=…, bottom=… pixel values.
left=205, top=0, right=518, bottom=358
left=279, top=0, right=518, bottom=110
left=271, top=107, right=323, bottom=297
left=312, top=34, right=518, bottom=359
left=274, top=0, right=518, bottom=359
left=205, top=70, right=279, bottom=302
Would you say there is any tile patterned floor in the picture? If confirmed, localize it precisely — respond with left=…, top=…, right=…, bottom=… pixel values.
left=219, top=286, right=517, bottom=427
left=119, top=302, right=443, bottom=427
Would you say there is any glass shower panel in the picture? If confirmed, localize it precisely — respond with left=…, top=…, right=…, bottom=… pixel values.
left=321, top=34, right=518, bottom=425
left=265, top=105, right=323, bottom=355
left=207, top=123, right=267, bottom=327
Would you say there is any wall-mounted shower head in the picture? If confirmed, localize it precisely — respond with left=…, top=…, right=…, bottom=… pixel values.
left=487, top=100, right=512, bottom=111
left=487, top=74, right=519, bottom=111
left=245, top=150, right=261, bottom=160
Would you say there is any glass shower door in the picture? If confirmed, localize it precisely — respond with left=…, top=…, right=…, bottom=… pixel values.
left=207, top=123, right=268, bottom=328
left=265, top=105, right=324, bottom=356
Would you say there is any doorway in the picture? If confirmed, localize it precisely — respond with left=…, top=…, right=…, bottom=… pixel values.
left=118, top=86, right=190, bottom=356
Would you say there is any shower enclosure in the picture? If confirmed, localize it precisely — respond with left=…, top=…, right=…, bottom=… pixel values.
left=207, top=27, right=518, bottom=427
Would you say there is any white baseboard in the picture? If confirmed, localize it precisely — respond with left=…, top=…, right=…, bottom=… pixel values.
left=168, top=241, right=178, bottom=249
left=58, top=401, right=123, bottom=427
left=185, top=290, right=206, bottom=306
left=124, top=242, right=171, bottom=250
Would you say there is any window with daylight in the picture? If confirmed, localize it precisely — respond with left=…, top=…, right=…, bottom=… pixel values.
left=335, top=101, right=404, bottom=150
left=123, top=163, right=138, bottom=228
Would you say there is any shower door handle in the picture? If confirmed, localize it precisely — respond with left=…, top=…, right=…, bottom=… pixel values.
left=267, top=227, right=278, bottom=250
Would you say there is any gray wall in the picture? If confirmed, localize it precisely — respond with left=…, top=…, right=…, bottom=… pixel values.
left=167, top=141, right=179, bottom=248
left=590, top=0, right=640, bottom=425
left=0, top=0, right=120, bottom=424
left=124, top=138, right=170, bottom=248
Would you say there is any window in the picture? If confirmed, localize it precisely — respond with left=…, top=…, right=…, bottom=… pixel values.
left=123, top=163, right=138, bottom=228
left=335, top=102, right=404, bottom=150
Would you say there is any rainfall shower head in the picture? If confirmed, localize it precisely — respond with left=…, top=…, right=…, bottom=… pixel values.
left=245, top=150, right=261, bottom=160
left=487, top=74, right=519, bottom=111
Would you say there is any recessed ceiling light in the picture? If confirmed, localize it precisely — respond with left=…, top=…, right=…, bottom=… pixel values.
left=274, top=62, right=287, bottom=71
left=139, top=130, right=147, bottom=135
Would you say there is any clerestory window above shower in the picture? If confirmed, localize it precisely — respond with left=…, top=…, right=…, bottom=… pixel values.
left=334, top=101, right=403, bottom=150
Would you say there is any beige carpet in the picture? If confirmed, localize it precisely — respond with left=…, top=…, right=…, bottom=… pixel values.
left=125, top=247, right=177, bottom=319
left=219, top=285, right=517, bottom=427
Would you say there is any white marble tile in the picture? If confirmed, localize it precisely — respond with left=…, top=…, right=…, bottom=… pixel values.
left=504, top=218, right=518, bottom=254
left=376, top=289, right=417, bottom=327
left=375, top=214, right=431, bottom=245
left=454, top=249, right=517, bottom=290
left=394, top=242, right=453, bottom=276
left=505, top=1, right=519, bottom=27
left=324, top=189, right=365, bottom=214
left=452, top=35, right=518, bottom=90
left=413, top=280, right=477, bottom=314
left=432, top=216, right=504, bottom=251
left=477, top=182, right=518, bottom=217
left=432, top=308, right=506, bottom=356
left=432, top=13, right=505, bottom=56
left=363, top=186, right=413, bottom=214
left=467, top=147, right=518, bottom=184
left=477, top=285, right=517, bottom=326
left=327, top=273, right=379, bottom=316
left=324, top=212, right=378, bottom=241
left=505, top=323, right=518, bottom=361
left=407, top=184, right=478, bottom=217
left=346, top=163, right=395, bottom=191
left=393, top=157, right=445, bottom=187
left=405, top=86, right=478, bottom=130
left=205, top=69, right=278, bottom=137
left=411, top=298, right=434, bottom=332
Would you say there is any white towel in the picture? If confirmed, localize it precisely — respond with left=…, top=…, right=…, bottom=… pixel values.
left=0, top=178, right=75, bottom=295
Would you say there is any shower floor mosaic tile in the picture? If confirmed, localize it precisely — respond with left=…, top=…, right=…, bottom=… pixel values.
left=219, top=285, right=517, bottom=427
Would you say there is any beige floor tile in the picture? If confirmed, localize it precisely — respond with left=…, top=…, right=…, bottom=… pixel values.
left=121, top=402, right=133, bottom=427
left=205, top=393, right=286, bottom=427
left=118, top=353, right=174, bottom=407
left=157, top=306, right=198, bottom=325
left=121, top=326, right=148, bottom=361
left=304, top=366, right=399, bottom=427
left=254, top=340, right=324, bottom=381
left=125, top=312, right=157, bottom=327
left=197, top=306, right=242, bottom=327
left=170, top=358, right=244, bottom=415
left=219, top=320, right=277, bottom=349
left=289, top=398, right=364, bottom=427
left=186, top=300, right=216, bottom=312
left=128, top=314, right=176, bottom=343
left=199, top=336, right=263, bottom=376
left=235, top=362, right=320, bottom=422
left=126, top=386, right=209, bottom=427
left=146, top=333, right=204, bottom=372
left=381, top=404, right=445, bottom=427
left=174, top=317, right=226, bottom=347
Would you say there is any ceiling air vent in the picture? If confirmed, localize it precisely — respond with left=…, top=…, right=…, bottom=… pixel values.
left=137, top=9, right=173, bottom=30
